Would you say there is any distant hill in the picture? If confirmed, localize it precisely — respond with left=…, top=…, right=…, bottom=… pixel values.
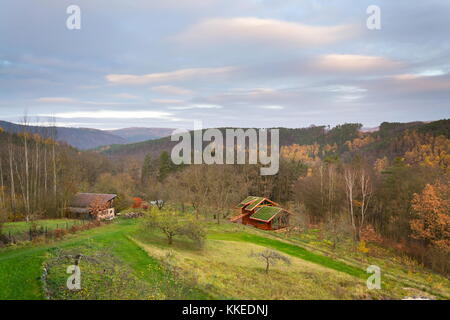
left=106, top=127, right=174, bottom=143
left=0, top=120, right=174, bottom=150
left=0, top=120, right=127, bottom=150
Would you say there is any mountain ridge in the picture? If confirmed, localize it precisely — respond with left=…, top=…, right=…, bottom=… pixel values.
left=0, top=120, right=174, bottom=150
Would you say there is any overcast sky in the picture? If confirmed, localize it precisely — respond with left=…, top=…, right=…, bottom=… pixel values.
left=0, top=0, right=449, bottom=130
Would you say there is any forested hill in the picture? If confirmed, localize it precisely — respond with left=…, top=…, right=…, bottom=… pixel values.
left=99, top=120, right=450, bottom=161
left=0, top=121, right=174, bottom=150
left=0, top=120, right=127, bottom=150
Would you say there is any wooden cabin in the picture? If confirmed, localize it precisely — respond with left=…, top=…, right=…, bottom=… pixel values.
left=67, top=193, right=117, bottom=220
left=230, top=196, right=290, bottom=230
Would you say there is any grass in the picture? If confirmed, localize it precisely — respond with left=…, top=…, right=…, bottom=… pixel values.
left=0, top=216, right=448, bottom=300
left=0, top=218, right=207, bottom=300
left=133, top=229, right=410, bottom=299
left=0, top=246, right=46, bottom=299
left=208, top=232, right=367, bottom=279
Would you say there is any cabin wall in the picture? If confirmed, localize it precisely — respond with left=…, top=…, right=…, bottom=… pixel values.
left=242, top=216, right=272, bottom=230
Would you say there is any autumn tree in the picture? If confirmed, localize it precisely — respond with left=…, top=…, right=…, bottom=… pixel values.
left=132, top=197, right=143, bottom=209
left=410, top=182, right=450, bottom=251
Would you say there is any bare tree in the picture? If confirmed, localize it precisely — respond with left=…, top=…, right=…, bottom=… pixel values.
left=250, top=249, right=291, bottom=274
left=20, top=117, right=31, bottom=220
left=358, top=168, right=373, bottom=239
left=344, top=166, right=373, bottom=241
left=8, top=140, right=16, bottom=211
left=344, top=166, right=357, bottom=240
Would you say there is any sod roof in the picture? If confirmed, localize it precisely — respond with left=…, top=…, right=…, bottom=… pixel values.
left=250, top=206, right=283, bottom=222
left=236, top=196, right=262, bottom=208
left=245, top=197, right=265, bottom=210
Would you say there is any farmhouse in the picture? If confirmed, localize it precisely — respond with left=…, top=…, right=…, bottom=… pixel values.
left=230, top=196, right=290, bottom=230
left=67, top=193, right=117, bottom=220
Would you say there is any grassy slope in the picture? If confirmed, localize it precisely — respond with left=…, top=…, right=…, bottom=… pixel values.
left=134, top=237, right=373, bottom=299
left=1, top=218, right=448, bottom=300
left=209, top=232, right=366, bottom=279
left=0, top=219, right=200, bottom=300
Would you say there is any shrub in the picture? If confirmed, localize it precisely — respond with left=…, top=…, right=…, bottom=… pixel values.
left=132, top=197, right=143, bottom=208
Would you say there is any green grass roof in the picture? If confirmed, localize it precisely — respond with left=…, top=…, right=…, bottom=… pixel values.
left=250, top=206, right=283, bottom=222
left=245, top=197, right=265, bottom=210
left=237, top=196, right=261, bottom=208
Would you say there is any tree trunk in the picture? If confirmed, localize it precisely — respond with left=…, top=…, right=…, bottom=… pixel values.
left=23, top=132, right=30, bottom=220
left=8, top=143, right=16, bottom=212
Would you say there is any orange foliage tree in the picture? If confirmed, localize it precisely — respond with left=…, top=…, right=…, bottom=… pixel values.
left=410, top=182, right=450, bottom=251
left=132, top=197, right=143, bottom=209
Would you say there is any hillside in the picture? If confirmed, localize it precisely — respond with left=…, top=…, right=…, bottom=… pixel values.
left=0, top=121, right=174, bottom=150
left=0, top=120, right=127, bottom=150
left=99, top=120, right=450, bottom=161
left=106, top=127, right=174, bottom=144
left=1, top=216, right=448, bottom=300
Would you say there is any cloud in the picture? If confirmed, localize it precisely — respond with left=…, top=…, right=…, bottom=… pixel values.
left=106, top=67, right=235, bottom=85
left=261, top=105, right=284, bottom=110
left=36, top=97, right=76, bottom=103
left=39, top=110, right=174, bottom=120
left=150, top=99, right=184, bottom=104
left=114, top=93, right=139, bottom=99
left=389, top=73, right=450, bottom=91
left=168, top=104, right=222, bottom=110
left=35, top=97, right=134, bottom=106
left=314, top=54, right=402, bottom=72
left=174, top=17, right=359, bottom=47
left=151, top=85, right=193, bottom=95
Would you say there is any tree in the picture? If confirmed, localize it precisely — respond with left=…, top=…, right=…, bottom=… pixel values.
left=410, top=183, right=450, bottom=251
left=344, top=165, right=373, bottom=241
left=144, top=210, right=205, bottom=247
left=141, top=154, right=154, bottom=186
left=344, top=166, right=357, bottom=240
left=158, top=151, right=176, bottom=182
left=132, top=197, right=143, bottom=209
left=250, top=249, right=291, bottom=274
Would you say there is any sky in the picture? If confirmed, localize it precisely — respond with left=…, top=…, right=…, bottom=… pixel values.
left=0, top=0, right=449, bottom=130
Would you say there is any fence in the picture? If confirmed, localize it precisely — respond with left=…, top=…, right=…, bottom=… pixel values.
left=1, top=219, right=101, bottom=245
